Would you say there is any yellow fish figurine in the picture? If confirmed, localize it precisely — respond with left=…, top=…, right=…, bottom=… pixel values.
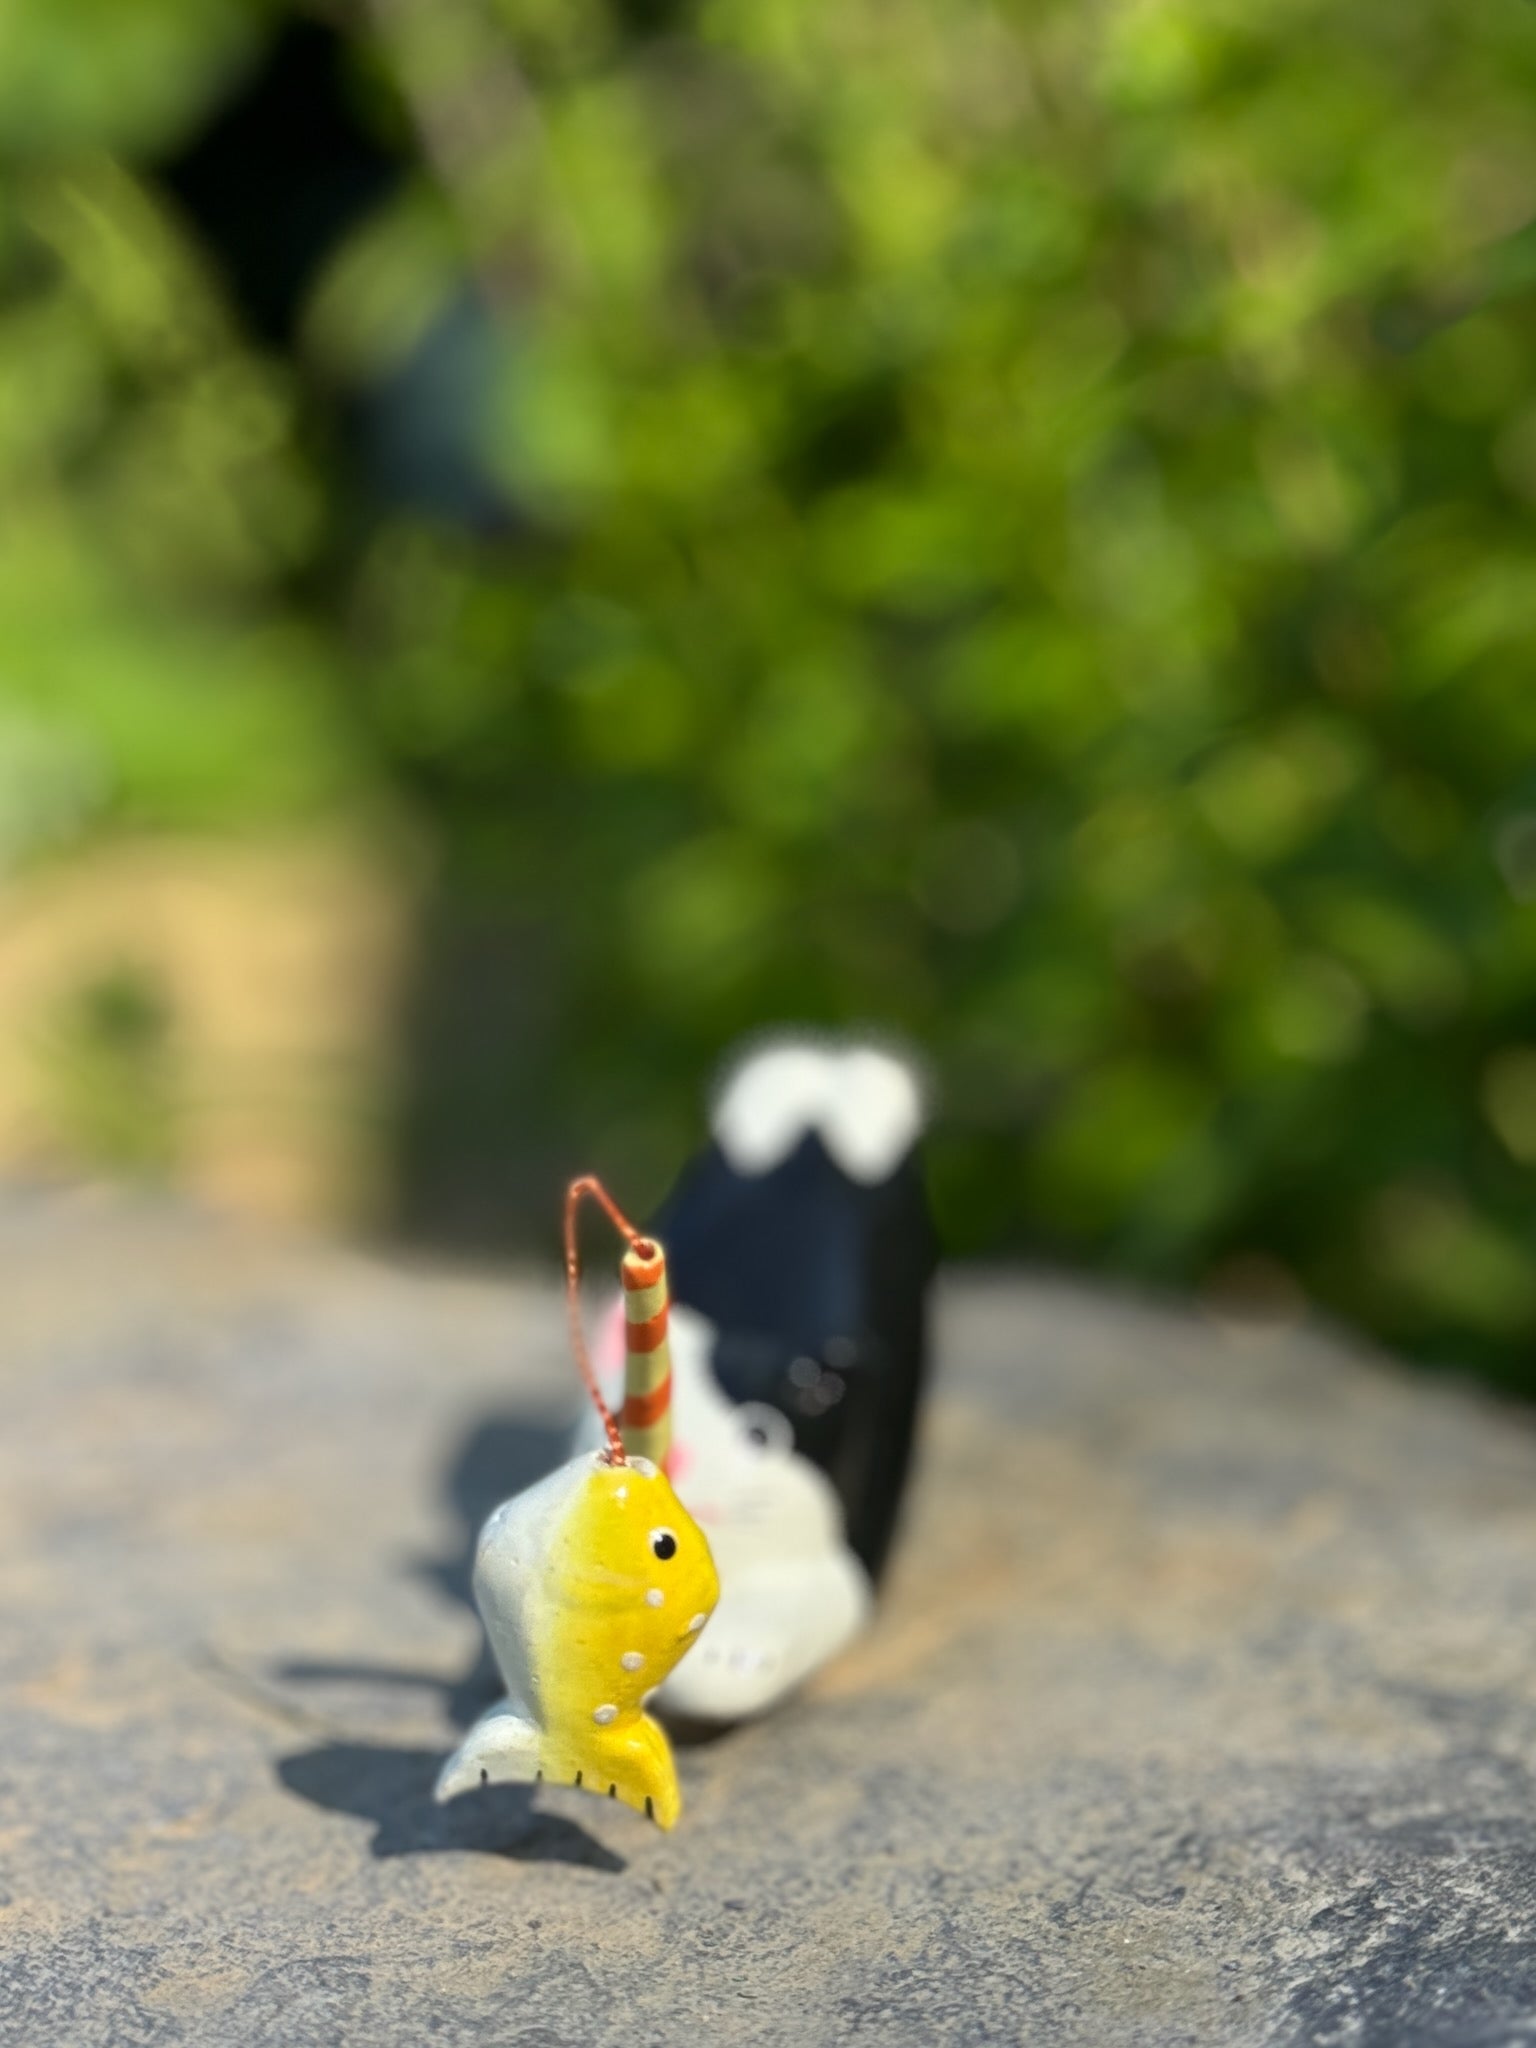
left=435, top=1448, right=719, bottom=1828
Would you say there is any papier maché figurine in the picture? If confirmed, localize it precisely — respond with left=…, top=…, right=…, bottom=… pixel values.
left=436, top=1034, right=936, bottom=1828
left=436, top=1182, right=719, bottom=1829
left=574, top=1034, right=937, bottom=1722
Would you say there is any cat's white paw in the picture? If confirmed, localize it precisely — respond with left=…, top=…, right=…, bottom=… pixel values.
left=660, top=1547, right=871, bottom=1721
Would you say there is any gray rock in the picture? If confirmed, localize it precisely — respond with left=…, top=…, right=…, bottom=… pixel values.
left=6, top=1189, right=1536, bottom=2045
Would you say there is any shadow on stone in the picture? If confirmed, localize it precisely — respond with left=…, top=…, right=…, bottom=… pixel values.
left=271, top=1654, right=501, bottom=1730
left=417, top=1415, right=573, bottom=1613
left=275, top=1413, right=569, bottom=1730
left=278, top=1741, right=627, bottom=1871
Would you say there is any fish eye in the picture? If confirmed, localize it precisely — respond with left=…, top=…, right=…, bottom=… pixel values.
left=649, top=1528, right=678, bottom=1561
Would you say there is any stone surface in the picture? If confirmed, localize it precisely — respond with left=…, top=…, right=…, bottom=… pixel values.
left=7, top=1190, right=1536, bottom=2045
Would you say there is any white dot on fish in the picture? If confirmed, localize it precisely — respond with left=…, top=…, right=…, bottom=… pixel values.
left=614, top=1486, right=628, bottom=1502
left=685, top=1613, right=707, bottom=1632
left=621, top=1651, right=645, bottom=1671
left=646, top=1588, right=664, bottom=1607
left=593, top=1704, right=618, bottom=1725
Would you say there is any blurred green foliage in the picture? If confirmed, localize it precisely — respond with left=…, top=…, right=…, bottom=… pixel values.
left=6, top=0, right=1536, bottom=1377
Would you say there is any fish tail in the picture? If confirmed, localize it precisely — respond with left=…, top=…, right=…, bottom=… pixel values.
left=434, top=1700, right=542, bottom=1803
left=601, top=1714, right=684, bottom=1829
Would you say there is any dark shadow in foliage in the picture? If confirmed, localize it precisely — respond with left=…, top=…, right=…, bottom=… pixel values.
left=279, top=1742, right=626, bottom=1870
left=275, top=1415, right=569, bottom=1730
left=157, top=17, right=400, bottom=348
left=389, top=902, right=575, bottom=1257
left=156, top=17, right=508, bottom=535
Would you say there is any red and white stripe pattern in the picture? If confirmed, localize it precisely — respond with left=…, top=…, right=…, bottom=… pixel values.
left=620, top=1237, right=672, bottom=1469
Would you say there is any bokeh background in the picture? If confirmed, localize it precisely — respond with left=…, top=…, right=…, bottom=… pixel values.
left=5, top=0, right=1536, bottom=1384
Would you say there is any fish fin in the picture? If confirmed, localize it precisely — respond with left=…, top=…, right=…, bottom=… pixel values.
left=634, top=1748, right=681, bottom=1830
left=560, top=1713, right=682, bottom=1828
left=614, top=1713, right=683, bottom=1830
left=434, top=1700, right=541, bottom=1803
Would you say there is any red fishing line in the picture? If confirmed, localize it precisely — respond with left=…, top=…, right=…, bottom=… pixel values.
left=563, top=1174, right=648, bottom=1463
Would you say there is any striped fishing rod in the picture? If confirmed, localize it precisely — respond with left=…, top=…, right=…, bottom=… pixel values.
left=563, top=1175, right=674, bottom=1471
